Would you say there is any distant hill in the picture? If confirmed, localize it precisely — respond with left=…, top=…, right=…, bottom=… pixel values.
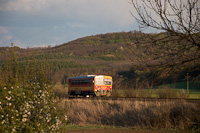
left=0, top=31, right=199, bottom=88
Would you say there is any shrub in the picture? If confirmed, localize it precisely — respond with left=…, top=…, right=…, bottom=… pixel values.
left=121, top=89, right=137, bottom=97
left=157, top=86, right=179, bottom=98
left=111, top=89, right=121, bottom=97
left=0, top=44, right=66, bottom=132
left=53, top=82, right=68, bottom=98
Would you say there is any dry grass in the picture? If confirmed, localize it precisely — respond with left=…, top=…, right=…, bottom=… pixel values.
left=61, top=99, right=200, bottom=130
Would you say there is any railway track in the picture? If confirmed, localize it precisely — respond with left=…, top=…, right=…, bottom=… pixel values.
left=67, top=96, right=200, bottom=103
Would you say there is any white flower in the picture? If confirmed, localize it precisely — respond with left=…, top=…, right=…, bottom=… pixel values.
left=4, top=87, right=6, bottom=90
left=8, top=91, right=11, bottom=94
left=65, top=116, right=68, bottom=121
left=6, top=96, right=11, bottom=101
left=12, top=128, right=16, bottom=132
left=2, top=120, right=5, bottom=124
left=0, top=102, right=1, bottom=105
left=11, top=87, right=13, bottom=89
left=23, top=114, right=27, bottom=118
left=41, top=93, right=45, bottom=97
left=39, top=90, right=42, bottom=93
left=22, top=118, right=27, bottom=122
left=8, top=103, right=12, bottom=106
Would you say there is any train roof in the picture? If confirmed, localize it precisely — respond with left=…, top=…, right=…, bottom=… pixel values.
left=68, top=75, right=108, bottom=79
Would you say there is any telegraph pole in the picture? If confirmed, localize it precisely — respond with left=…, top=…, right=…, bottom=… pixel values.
left=187, top=73, right=189, bottom=97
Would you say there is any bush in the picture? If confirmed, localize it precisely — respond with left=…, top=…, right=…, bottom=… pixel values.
left=0, top=44, right=67, bottom=132
left=111, top=89, right=121, bottom=97
left=53, top=82, right=68, bottom=98
left=157, top=86, right=179, bottom=98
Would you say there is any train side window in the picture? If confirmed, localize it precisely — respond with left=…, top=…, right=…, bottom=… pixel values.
left=72, top=80, right=75, bottom=85
left=87, top=79, right=90, bottom=84
left=84, top=80, right=87, bottom=84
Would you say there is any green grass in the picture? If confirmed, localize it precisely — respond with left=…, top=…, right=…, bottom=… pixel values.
left=59, top=124, right=145, bottom=132
left=58, top=125, right=192, bottom=132
left=113, top=81, right=200, bottom=99
left=60, top=125, right=192, bottom=132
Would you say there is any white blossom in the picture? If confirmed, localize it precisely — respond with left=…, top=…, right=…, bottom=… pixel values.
left=22, top=118, right=27, bottom=122
left=2, top=120, right=5, bottom=124
left=12, top=128, right=16, bottom=132
left=6, top=96, right=11, bottom=101
left=23, top=114, right=27, bottom=118
left=64, top=115, right=68, bottom=121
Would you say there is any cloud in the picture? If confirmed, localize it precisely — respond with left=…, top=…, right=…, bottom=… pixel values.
left=0, top=0, right=135, bottom=27
left=67, top=22, right=86, bottom=28
left=0, top=0, right=138, bottom=48
left=0, top=0, right=47, bottom=12
left=0, top=26, right=8, bottom=34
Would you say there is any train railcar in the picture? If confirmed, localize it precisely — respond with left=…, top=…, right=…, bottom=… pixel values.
left=68, top=75, right=112, bottom=97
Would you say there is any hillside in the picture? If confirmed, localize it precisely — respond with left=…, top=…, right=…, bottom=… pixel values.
left=0, top=31, right=199, bottom=88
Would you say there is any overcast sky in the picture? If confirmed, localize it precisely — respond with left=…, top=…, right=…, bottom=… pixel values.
left=0, top=0, right=141, bottom=48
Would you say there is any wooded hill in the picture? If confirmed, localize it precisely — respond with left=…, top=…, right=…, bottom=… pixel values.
left=0, top=31, right=199, bottom=89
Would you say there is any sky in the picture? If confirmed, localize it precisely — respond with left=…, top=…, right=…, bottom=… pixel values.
left=0, top=0, right=141, bottom=48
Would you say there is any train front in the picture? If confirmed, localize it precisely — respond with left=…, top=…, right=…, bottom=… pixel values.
left=94, top=75, right=112, bottom=96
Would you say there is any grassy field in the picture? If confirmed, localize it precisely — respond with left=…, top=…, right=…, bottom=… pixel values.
left=112, top=88, right=200, bottom=99
left=59, top=99, right=200, bottom=131
left=52, top=81, right=200, bottom=99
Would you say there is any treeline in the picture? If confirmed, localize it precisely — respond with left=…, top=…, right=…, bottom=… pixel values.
left=0, top=31, right=199, bottom=88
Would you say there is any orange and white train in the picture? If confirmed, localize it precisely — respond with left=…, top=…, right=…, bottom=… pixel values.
left=68, top=75, right=112, bottom=97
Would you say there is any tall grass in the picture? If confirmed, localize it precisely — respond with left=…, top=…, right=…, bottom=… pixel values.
left=63, top=99, right=200, bottom=130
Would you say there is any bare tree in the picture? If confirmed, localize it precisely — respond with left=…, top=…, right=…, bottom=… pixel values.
left=130, top=0, right=200, bottom=67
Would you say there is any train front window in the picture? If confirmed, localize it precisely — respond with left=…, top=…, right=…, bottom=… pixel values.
left=95, top=78, right=104, bottom=85
left=104, top=79, right=112, bottom=85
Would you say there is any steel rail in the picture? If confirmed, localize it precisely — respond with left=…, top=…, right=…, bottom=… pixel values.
left=67, top=96, right=200, bottom=103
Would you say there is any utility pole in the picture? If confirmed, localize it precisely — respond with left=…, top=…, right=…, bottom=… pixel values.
left=187, top=73, right=189, bottom=97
